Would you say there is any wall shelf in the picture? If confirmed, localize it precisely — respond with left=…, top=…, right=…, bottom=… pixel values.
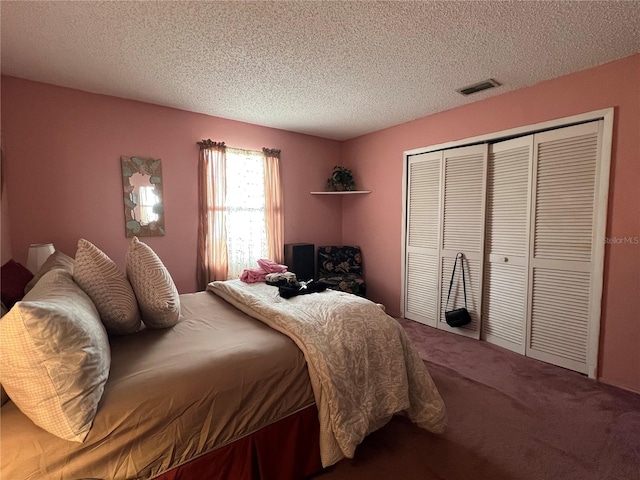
left=310, top=190, right=371, bottom=195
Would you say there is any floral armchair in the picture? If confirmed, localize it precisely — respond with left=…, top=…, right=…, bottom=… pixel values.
left=317, top=246, right=366, bottom=297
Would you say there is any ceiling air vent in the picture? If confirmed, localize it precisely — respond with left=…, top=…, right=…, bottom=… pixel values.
left=457, top=79, right=501, bottom=96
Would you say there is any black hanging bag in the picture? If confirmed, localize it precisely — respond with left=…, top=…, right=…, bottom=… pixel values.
left=444, top=252, right=472, bottom=328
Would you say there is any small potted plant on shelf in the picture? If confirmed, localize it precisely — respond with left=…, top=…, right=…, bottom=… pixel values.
left=326, top=165, right=356, bottom=191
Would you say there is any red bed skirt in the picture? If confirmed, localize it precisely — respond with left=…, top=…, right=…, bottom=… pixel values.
left=154, top=404, right=322, bottom=480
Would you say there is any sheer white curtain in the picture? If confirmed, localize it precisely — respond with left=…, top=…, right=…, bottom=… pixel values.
left=225, top=148, right=269, bottom=278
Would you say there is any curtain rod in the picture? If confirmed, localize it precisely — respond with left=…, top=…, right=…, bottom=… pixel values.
left=197, top=139, right=225, bottom=149
left=197, top=140, right=280, bottom=157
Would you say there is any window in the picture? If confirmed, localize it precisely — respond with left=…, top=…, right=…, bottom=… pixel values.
left=225, top=148, right=269, bottom=278
left=197, top=142, right=283, bottom=288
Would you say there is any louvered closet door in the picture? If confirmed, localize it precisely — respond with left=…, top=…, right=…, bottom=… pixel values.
left=405, top=152, right=442, bottom=327
left=438, top=144, right=487, bottom=339
left=527, top=121, right=603, bottom=375
left=482, top=136, right=533, bottom=354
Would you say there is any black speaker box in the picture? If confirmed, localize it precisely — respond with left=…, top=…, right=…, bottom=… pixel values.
left=284, top=243, right=315, bottom=281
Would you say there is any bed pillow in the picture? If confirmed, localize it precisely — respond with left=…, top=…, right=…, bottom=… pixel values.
left=126, top=236, right=180, bottom=328
left=23, top=250, right=75, bottom=295
left=74, top=239, right=141, bottom=335
left=0, top=269, right=110, bottom=442
left=1, top=260, right=34, bottom=308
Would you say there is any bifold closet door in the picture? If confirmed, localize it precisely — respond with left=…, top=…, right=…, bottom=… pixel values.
left=437, top=144, right=487, bottom=339
left=404, top=151, right=441, bottom=327
left=482, top=136, right=533, bottom=354
left=527, top=121, right=604, bottom=375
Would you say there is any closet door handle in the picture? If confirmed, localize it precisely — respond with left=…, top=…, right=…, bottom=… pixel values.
left=503, top=257, right=509, bottom=263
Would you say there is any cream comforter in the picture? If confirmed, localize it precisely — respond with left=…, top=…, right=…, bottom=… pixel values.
left=208, top=280, right=447, bottom=467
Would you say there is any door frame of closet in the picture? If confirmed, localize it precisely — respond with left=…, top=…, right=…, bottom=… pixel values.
left=400, top=107, right=613, bottom=379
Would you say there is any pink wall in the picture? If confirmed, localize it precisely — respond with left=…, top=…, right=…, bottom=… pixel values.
left=1, top=171, right=12, bottom=263
left=1, top=77, right=343, bottom=293
left=342, top=54, right=640, bottom=393
left=0, top=90, right=12, bottom=264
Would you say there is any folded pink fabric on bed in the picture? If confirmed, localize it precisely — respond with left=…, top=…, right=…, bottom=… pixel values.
left=240, top=259, right=288, bottom=283
left=257, top=259, right=287, bottom=274
left=240, top=268, right=267, bottom=283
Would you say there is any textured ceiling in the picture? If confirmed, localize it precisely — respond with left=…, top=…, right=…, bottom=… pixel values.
left=2, top=1, right=639, bottom=140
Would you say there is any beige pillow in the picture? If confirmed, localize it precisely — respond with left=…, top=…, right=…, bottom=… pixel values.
left=74, top=239, right=141, bottom=335
left=24, top=250, right=75, bottom=295
left=0, top=269, right=110, bottom=442
left=126, top=236, right=180, bottom=328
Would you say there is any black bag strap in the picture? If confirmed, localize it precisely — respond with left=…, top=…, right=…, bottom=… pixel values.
left=445, top=252, right=467, bottom=311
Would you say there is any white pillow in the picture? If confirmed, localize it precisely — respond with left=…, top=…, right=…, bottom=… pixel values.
left=74, top=239, right=141, bottom=335
left=0, top=269, right=110, bottom=442
left=126, top=236, right=180, bottom=328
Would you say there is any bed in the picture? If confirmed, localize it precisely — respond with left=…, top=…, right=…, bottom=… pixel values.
left=0, top=241, right=446, bottom=480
